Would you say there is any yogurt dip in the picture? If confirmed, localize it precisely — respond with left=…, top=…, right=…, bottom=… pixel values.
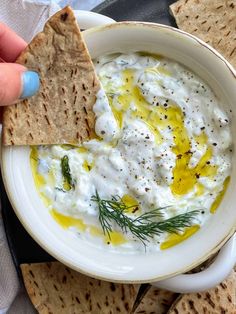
left=31, top=52, right=232, bottom=252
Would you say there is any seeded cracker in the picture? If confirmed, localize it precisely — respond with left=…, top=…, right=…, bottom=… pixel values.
left=2, top=6, right=99, bottom=145
left=170, top=0, right=236, bottom=69
left=20, top=262, right=140, bottom=314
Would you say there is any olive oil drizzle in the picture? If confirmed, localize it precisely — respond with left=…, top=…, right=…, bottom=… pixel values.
left=160, top=225, right=200, bottom=250
left=112, top=69, right=218, bottom=196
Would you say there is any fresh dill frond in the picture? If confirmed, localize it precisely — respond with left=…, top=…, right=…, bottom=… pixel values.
left=61, top=155, right=74, bottom=190
left=91, top=191, right=199, bottom=245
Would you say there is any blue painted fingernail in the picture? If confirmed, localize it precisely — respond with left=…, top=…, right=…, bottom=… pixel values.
left=20, top=71, right=40, bottom=99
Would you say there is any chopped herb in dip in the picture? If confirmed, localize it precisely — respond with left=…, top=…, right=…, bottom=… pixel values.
left=61, top=155, right=74, bottom=191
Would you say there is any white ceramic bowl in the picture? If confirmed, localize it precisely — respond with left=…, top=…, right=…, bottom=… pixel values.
left=2, top=15, right=236, bottom=289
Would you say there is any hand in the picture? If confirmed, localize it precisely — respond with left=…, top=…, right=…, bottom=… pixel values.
left=0, top=22, right=40, bottom=106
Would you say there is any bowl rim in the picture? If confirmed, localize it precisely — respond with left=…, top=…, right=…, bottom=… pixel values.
left=2, top=21, right=236, bottom=283
left=84, top=21, right=236, bottom=76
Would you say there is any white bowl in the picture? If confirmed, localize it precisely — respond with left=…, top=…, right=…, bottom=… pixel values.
left=2, top=21, right=236, bottom=285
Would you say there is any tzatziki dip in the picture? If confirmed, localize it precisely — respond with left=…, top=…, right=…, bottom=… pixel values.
left=31, top=52, right=232, bottom=253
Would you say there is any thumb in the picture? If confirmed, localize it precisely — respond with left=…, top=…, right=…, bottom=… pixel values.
left=0, top=63, right=40, bottom=106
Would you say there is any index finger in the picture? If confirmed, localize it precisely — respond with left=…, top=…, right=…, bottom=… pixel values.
left=0, top=22, right=27, bottom=62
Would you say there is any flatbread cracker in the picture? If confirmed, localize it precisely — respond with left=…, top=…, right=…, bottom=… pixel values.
left=170, top=0, right=236, bottom=69
left=133, top=285, right=178, bottom=314
left=167, top=268, right=236, bottom=314
left=3, top=6, right=100, bottom=145
left=20, top=262, right=140, bottom=314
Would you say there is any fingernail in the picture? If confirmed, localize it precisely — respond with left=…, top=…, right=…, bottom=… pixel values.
left=20, top=71, right=40, bottom=99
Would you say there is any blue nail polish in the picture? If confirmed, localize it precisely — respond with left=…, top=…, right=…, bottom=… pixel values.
left=20, top=71, right=40, bottom=99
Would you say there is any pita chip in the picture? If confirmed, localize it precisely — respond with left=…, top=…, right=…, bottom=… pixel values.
left=167, top=268, right=236, bottom=314
left=170, top=0, right=236, bottom=69
left=21, top=262, right=140, bottom=314
left=3, top=6, right=100, bottom=145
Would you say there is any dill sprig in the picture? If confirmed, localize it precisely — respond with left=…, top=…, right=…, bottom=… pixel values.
left=91, top=191, right=199, bottom=245
left=61, top=155, right=74, bottom=190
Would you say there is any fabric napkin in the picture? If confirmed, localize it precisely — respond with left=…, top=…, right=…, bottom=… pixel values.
left=0, top=0, right=60, bottom=42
